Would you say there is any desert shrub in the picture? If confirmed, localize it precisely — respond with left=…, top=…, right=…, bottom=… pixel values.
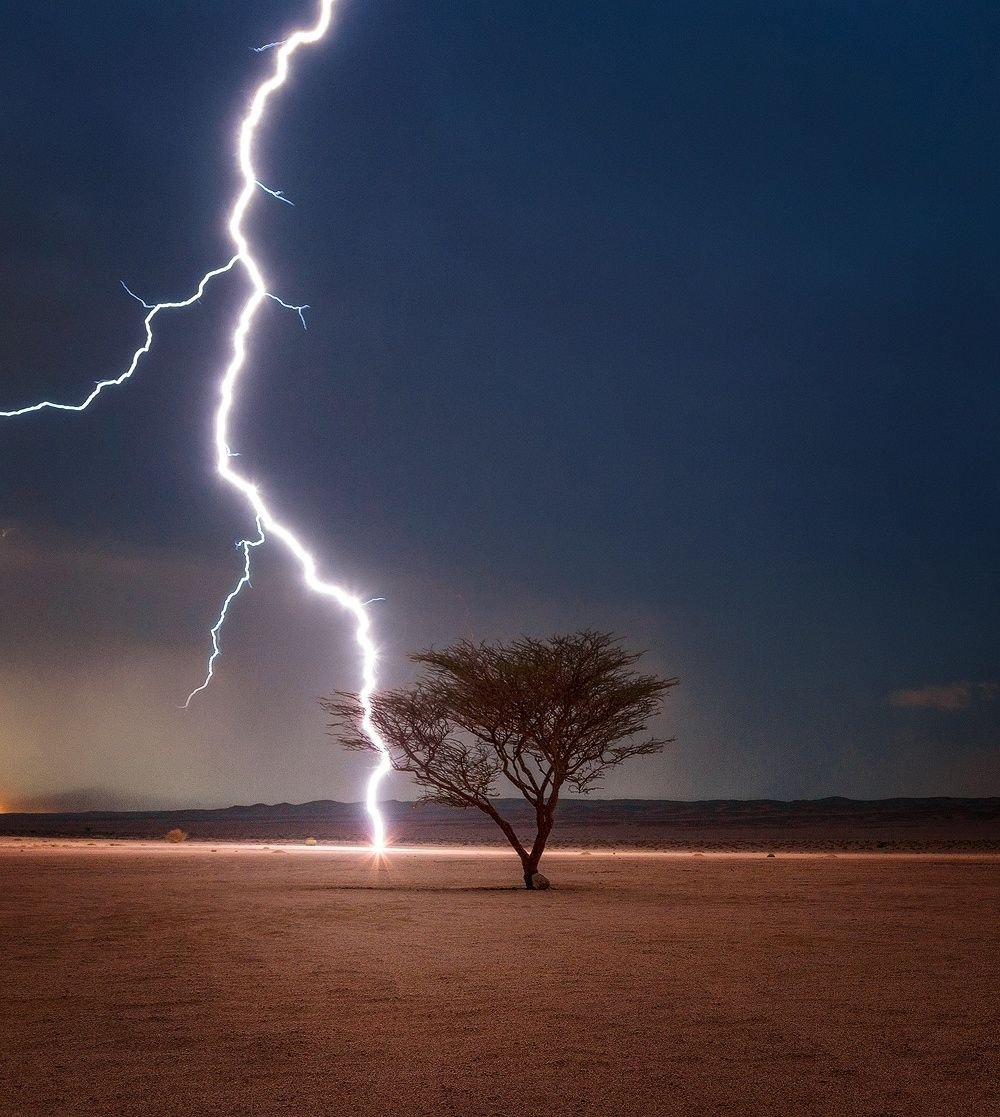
left=164, top=828, right=188, bottom=843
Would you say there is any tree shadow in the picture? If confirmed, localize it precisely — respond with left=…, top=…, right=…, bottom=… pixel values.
left=300, top=884, right=524, bottom=893
left=299, top=883, right=592, bottom=893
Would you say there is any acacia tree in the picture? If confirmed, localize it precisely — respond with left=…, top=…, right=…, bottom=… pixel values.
left=321, top=631, right=678, bottom=889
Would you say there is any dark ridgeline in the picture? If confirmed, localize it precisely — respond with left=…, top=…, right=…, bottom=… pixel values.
left=1, top=797, right=998, bottom=851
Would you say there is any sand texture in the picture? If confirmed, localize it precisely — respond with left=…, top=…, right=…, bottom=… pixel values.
left=2, top=842, right=998, bottom=1116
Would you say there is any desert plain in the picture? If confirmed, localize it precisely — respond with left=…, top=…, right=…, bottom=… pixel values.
left=1, top=839, right=998, bottom=1117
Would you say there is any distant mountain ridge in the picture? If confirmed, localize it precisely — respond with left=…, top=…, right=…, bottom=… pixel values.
left=2, top=796, right=997, bottom=850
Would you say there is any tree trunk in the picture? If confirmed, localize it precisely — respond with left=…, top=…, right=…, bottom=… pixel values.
left=475, top=800, right=535, bottom=886
left=474, top=798, right=553, bottom=889
left=521, top=805, right=555, bottom=889
left=522, top=854, right=540, bottom=890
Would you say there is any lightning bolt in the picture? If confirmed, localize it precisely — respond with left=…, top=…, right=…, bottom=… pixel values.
left=1, top=0, right=392, bottom=851
left=181, top=519, right=266, bottom=710
left=1, top=258, right=240, bottom=418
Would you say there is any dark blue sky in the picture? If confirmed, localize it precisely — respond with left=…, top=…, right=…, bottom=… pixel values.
left=1, top=1, right=998, bottom=809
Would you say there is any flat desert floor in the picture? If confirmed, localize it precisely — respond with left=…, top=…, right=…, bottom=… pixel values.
left=2, top=842, right=997, bottom=1116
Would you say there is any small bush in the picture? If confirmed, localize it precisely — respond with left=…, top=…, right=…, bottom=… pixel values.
left=164, top=828, right=188, bottom=843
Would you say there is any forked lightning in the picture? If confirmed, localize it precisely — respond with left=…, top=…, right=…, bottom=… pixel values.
left=1, top=0, right=392, bottom=850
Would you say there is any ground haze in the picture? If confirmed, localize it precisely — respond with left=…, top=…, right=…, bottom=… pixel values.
left=2, top=842, right=997, bottom=1115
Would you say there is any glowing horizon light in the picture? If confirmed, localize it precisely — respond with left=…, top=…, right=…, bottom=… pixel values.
left=1, top=0, right=392, bottom=852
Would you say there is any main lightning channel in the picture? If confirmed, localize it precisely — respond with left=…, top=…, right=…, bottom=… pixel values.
left=2, top=0, right=393, bottom=851
left=213, top=0, right=392, bottom=851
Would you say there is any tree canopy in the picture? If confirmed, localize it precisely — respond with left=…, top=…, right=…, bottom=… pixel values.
left=322, top=631, right=678, bottom=888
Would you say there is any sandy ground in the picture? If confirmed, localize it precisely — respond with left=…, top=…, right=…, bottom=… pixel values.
left=2, top=841, right=998, bottom=1116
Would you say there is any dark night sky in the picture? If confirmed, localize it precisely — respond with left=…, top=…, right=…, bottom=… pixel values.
left=1, top=1, right=998, bottom=810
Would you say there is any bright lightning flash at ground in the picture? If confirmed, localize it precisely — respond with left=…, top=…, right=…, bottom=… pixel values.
left=0, top=0, right=392, bottom=852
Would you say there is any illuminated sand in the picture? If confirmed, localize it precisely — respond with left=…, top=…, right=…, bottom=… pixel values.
left=2, top=843, right=997, bottom=1116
